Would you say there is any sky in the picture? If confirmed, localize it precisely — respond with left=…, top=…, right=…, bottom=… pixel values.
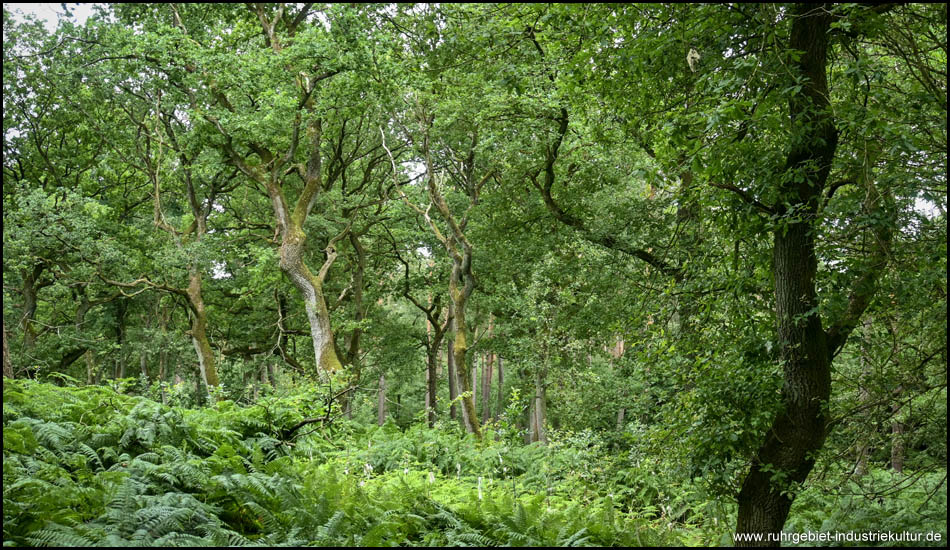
left=4, top=3, right=95, bottom=31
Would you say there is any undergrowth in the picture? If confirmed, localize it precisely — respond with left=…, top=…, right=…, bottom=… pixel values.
left=3, top=380, right=946, bottom=546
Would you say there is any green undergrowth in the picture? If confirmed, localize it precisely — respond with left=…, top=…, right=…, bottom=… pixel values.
left=4, top=380, right=946, bottom=546
left=1, top=379, right=709, bottom=546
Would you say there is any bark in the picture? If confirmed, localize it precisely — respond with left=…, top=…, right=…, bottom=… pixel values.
left=495, top=356, right=505, bottom=421
left=448, top=330, right=458, bottom=421
left=140, top=352, right=149, bottom=383
left=208, top=70, right=345, bottom=378
left=158, top=301, right=169, bottom=384
left=529, top=368, right=548, bottom=444
left=277, top=233, right=343, bottom=377
left=453, top=293, right=480, bottom=437
left=377, top=373, right=387, bottom=426
left=266, top=361, right=277, bottom=387
left=424, top=353, right=432, bottom=416
left=472, top=353, right=478, bottom=412
left=390, top=241, right=451, bottom=427
left=187, top=268, right=219, bottom=389
left=4, top=319, right=15, bottom=379
left=114, top=299, right=128, bottom=379
left=426, top=334, right=442, bottom=427
left=481, top=351, right=494, bottom=423
left=19, top=263, right=48, bottom=351
left=274, top=292, right=305, bottom=374
left=736, top=5, right=838, bottom=545
left=85, top=352, right=97, bottom=385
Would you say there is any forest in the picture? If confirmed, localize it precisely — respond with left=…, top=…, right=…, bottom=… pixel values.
left=2, top=3, right=946, bottom=547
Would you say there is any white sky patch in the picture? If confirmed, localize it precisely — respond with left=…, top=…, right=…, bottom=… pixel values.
left=314, top=10, right=331, bottom=32
left=914, top=196, right=944, bottom=219
left=211, top=260, right=232, bottom=280
left=5, top=3, right=96, bottom=32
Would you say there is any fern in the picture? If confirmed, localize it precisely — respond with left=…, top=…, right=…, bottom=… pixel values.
left=26, top=523, right=96, bottom=547
left=558, top=526, right=592, bottom=547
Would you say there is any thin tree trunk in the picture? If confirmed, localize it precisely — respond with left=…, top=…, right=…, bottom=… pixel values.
left=114, top=299, right=127, bottom=379
left=472, top=352, right=478, bottom=412
left=3, top=319, right=13, bottom=379
left=140, top=352, right=149, bottom=382
left=377, top=373, right=387, bottom=426
left=266, top=361, right=277, bottom=386
left=448, top=332, right=458, bottom=421
left=158, top=300, right=169, bottom=385
left=495, top=356, right=504, bottom=421
left=854, top=317, right=873, bottom=477
left=891, top=388, right=904, bottom=473
left=85, top=352, right=96, bottom=385
left=426, top=344, right=439, bottom=427
left=425, top=358, right=431, bottom=413
left=340, top=232, right=366, bottom=415
left=534, top=368, right=547, bottom=444
left=482, top=351, right=493, bottom=423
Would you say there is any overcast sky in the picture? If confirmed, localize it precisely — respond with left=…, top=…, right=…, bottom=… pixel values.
left=4, top=3, right=95, bottom=31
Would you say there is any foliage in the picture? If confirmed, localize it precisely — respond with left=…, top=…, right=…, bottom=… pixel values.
left=2, top=2, right=946, bottom=546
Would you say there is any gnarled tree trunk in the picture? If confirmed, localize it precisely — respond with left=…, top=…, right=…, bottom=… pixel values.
left=187, top=268, right=218, bottom=389
left=736, top=5, right=893, bottom=544
left=736, top=6, right=837, bottom=543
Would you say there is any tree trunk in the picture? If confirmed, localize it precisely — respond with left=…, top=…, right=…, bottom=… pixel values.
left=736, top=199, right=833, bottom=545
left=448, top=332, right=458, bottom=421
left=158, top=300, right=169, bottom=386
left=114, top=299, right=127, bottom=379
left=482, top=352, right=494, bottom=423
left=19, top=264, right=46, bottom=351
left=424, top=357, right=431, bottom=415
left=495, top=356, right=505, bottom=421
left=532, top=368, right=548, bottom=444
left=736, top=5, right=838, bottom=545
left=280, top=236, right=343, bottom=376
left=140, top=352, right=150, bottom=385
left=3, top=319, right=14, bottom=379
left=85, top=351, right=96, bottom=385
left=266, top=360, right=277, bottom=386
left=377, top=373, right=387, bottom=426
left=854, top=317, right=873, bottom=477
left=187, top=269, right=219, bottom=392
left=337, top=232, right=367, bottom=416
left=426, top=343, right=439, bottom=427
left=453, top=301, right=480, bottom=437
left=891, top=389, right=904, bottom=473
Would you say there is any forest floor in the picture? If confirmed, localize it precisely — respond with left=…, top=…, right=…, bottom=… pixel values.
left=3, top=379, right=946, bottom=547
